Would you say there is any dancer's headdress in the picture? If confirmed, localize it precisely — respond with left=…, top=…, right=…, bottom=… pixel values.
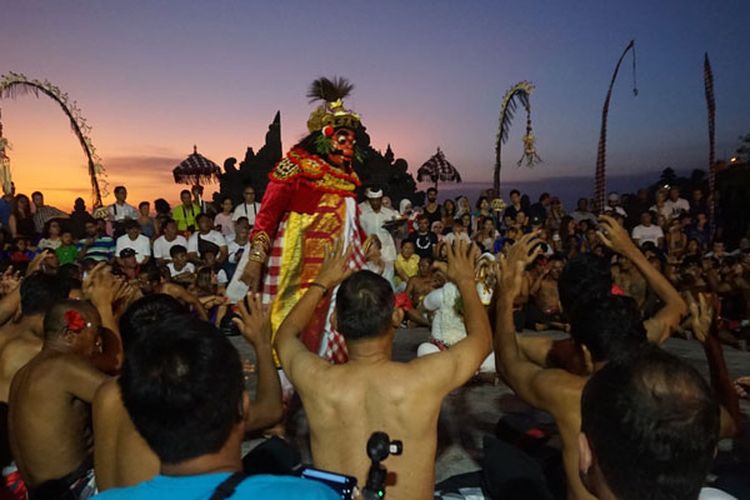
left=306, top=77, right=361, bottom=134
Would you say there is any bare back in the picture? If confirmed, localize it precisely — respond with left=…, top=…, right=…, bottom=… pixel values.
left=299, top=359, right=445, bottom=500
left=93, top=379, right=159, bottom=491
left=9, top=351, right=106, bottom=485
left=0, top=332, right=42, bottom=402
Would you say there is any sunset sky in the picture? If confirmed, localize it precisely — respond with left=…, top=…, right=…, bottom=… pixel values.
left=2, top=1, right=748, bottom=210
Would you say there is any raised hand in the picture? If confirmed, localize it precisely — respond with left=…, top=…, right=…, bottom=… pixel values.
left=444, top=239, right=480, bottom=285
left=0, top=266, right=21, bottom=294
left=232, top=292, right=272, bottom=347
left=596, top=214, right=637, bottom=256
left=84, top=263, right=117, bottom=308
left=498, top=231, right=542, bottom=301
left=687, top=292, right=714, bottom=344
left=314, top=238, right=352, bottom=290
left=26, top=250, right=54, bottom=276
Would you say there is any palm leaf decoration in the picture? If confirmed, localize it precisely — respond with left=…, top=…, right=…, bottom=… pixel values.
left=494, top=81, right=540, bottom=194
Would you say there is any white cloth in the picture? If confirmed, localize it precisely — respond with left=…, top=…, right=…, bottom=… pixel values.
left=665, top=198, right=690, bottom=218
left=417, top=341, right=496, bottom=373
left=37, top=238, right=62, bottom=251
left=108, top=202, right=138, bottom=222
left=364, top=260, right=395, bottom=288
left=216, top=268, right=228, bottom=285
left=699, top=487, right=737, bottom=499
left=232, top=202, right=261, bottom=225
left=187, top=230, right=227, bottom=255
left=631, top=224, right=664, bottom=246
left=167, top=262, right=195, bottom=278
left=603, top=204, right=627, bottom=217
left=115, top=234, right=151, bottom=264
left=359, top=202, right=399, bottom=262
left=152, top=234, right=188, bottom=261
left=570, top=210, right=597, bottom=224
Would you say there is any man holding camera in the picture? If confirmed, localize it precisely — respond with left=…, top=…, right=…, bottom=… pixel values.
left=275, top=239, right=492, bottom=499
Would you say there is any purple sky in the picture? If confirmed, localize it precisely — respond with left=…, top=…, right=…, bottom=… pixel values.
left=1, top=0, right=748, bottom=208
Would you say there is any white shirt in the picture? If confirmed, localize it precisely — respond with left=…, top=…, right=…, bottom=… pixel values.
left=108, top=202, right=138, bottom=222
left=699, top=487, right=737, bottom=499
left=443, top=231, right=471, bottom=245
left=232, top=202, right=261, bottom=225
left=603, top=204, right=627, bottom=217
left=153, top=234, right=188, bottom=261
left=216, top=268, right=228, bottom=285
left=187, top=230, right=228, bottom=256
left=631, top=224, right=664, bottom=247
left=650, top=204, right=672, bottom=221
left=359, top=202, right=399, bottom=262
left=665, top=198, right=690, bottom=218
left=167, top=262, right=195, bottom=278
left=115, top=234, right=151, bottom=264
left=226, top=236, right=249, bottom=264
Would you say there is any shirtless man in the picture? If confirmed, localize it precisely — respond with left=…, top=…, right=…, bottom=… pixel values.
left=527, top=255, right=567, bottom=331
left=494, top=221, right=731, bottom=500
left=93, top=292, right=284, bottom=490
left=0, top=273, right=70, bottom=403
left=9, top=299, right=109, bottom=499
left=275, top=239, right=492, bottom=499
left=135, top=265, right=209, bottom=321
left=614, top=254, right=647, bottom=308
left=405, top=256, right=438, bottom=308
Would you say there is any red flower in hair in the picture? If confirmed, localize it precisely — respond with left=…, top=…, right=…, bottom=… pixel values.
left=64, top=310, right=87, bottom=333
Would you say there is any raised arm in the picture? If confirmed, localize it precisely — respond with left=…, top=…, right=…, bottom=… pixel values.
left=597, top=215, right=687, bottom=344
left=274, top=239, right=351, bottom=389
left=161, top=282, right=209, bottom=321
left=84, top=264, right=123, bottom=374
left=414, top=240, right=492, bottom=394
left=493, top=233, right=581, bottom=410
left=232, top=292, right=283, bottom=431
left=689, top=294, right=742, bottom=438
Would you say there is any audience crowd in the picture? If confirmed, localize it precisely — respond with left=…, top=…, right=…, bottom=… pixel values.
left=0, top=178, right=747, bottom=499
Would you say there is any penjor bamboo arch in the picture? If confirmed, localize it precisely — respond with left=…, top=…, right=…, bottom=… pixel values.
left=593, top=40, right=637, bottom=213
left=0, top=72, right=107, bottom=207
left=494, top=81, right=541, bottom=195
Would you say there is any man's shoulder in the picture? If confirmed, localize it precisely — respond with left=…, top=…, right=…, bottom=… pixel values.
left=94, top=473, right=337, bottom=500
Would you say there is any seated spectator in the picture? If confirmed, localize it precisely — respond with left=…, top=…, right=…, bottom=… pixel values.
left=408, top=215, right=438, bottom=260
left=665, top=186, right=691, bottom=218
left=274, top=239, right=492, bottom=498
left=78, top=219, right=115, bottom=263
left=136, top=202, right=155, bottom=240
left=570, top=197, right=596, bottom=224
left=213, top=195, right=235, bottom=236
left=8, top=299, right=111, bottom=498
left=56, top=230, right=79, bottom=265
left=444, top=219, right=471, bottom=245
left=115, top=248, right=141, bottom=281
left=95, top=314, right=334, bottom=499
left=31, top=191, right=69, bottom=236
left=393, top=241, right=419, bottom=292
left=232, top=186, right=261, bottom=229
left=152, top=219, right=187, bottom=265
left=363, top=236, right=395, bottom=286
left=224, top=217, right=250, bottom=281
left=580, top=347, right=730, bottom=500
left=631, top=211, right=664, bottom=248
left=9, top=237, right=35, bottom=266
left=115, top=220, right=151, bottom=265
left=405, top=255, right=440, bottom=308
left=187, top=214, right=228, bottom=264
left=135, top=265, right=208, bottom=321
left=9, top=194, right=36, bottom=241
left=107, top=186, right=139, bottom=238
left=38, top=220, right=63, bottom=251
left=171, top=190, right=200, bottom=234
left=166, top=245, right=195, bottom=283
left=69, top=197, right=95, bottom=240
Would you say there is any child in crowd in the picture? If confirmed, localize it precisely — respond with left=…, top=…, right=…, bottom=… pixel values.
left=167, top=245, right=195, bottom=284
left=9, top=237, right=35, bottom=266
left=394, top=240, right=420, bottom=292
left=55, top=231, right=79, bottom=265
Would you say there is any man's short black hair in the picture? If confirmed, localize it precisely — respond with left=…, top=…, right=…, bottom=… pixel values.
left=582, top=346, right=719, bottom=500
left=569, top=294, right=647, bottom=362
left=43, top=299, right=97, bottom=340
left=510, top=189, right=520, bottom=197
left=196, top=213, right=210, bottom=223
left=119, top=294, right=187, bottom=352
left=426, top=187, right=438, bottom=195
left=114, top=186, right=126, bottom=194
left=335, top=271, right=394, bottom=341
left=20, top=272, right=71, bottom=316
left=120, top=316, right=244, bottom=464
left=169, top=245, right=187, bottom=258
left=124, top=219, right=139, bottom=230
left=558, top=254, right=611, bottom=315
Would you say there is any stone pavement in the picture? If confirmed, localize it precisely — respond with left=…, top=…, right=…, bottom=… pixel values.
left=232, top=327, right=750, bottom=482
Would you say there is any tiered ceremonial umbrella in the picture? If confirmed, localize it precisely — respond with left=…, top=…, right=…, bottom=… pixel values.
left=172, top=145, right=221, bottom=187
left=417, top=147, right=462, bottom=191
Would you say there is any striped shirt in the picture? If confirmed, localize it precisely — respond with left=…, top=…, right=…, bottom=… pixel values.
left=78, top=236, right=115, bottom=262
